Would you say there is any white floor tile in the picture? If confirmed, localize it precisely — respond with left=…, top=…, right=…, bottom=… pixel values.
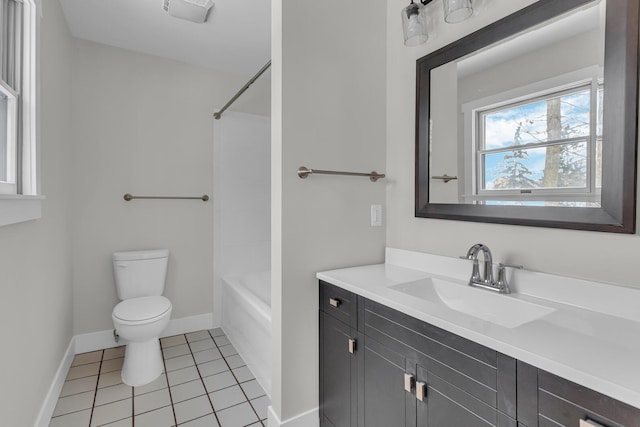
left=165, top=353, right=195, bottom=372
left=71, top=350, right=102, bottom=367
left=134, top=387, right=172, bottom=415
left=161, top=334, right=187, bottom=348
left=173, top=395, right=214, bottom=425
left=102, top=418, right=133, bottom=426
left=224, top=354, right=246, bottom=369
left=98, top=370, right=123, bottom=389
left=49, top=408, right=91, bottom=427
left=202, top=371, right=237, bottom=393
left=190, top=338, right=215, bottom=353
left=209, top=328, right=225, bottom=338
left=52, top=390, right=95, bottom=417
left=219, top=345, right=238, bottom=358
left=250, top=395, right=270, bottom=420
left=103, top=346, right=125, bottom=361
left=170, top=379, right=206, bottom=403
left=213, top=336, right=231, bottom=347
left=193, top=348, right=222, bottom=364
left=90, top=398, right=132, bottom=427
left=179, top=413, right=220, bottom=426
left=100, top=357, right=124, bottom=374
left=210, top=384, right=247, bottom=411
left=198, top=358, right=229, bottom=378
left=134, top=406, right=175, bottom=427
left=232, top=366, right=255, bottom=383
left=186, top=330, right=211, bottom=342
left=66, top=362, right=101, bottom=381
left=163, top=343, right=191, bottom=359
left=59, top=375, right=98, bottom=397
left=95, top=383, right=133, bottom=406
left=241, top=380, right=266, bottom=400
left=134, top=373, right=168, bottom=396
left=167, top=365, right=200, bottom=387
left=216, top=401, right=259, bottom=427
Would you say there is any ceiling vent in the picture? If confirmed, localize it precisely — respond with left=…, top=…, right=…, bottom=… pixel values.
left=163, top=0, right=214, bottom=24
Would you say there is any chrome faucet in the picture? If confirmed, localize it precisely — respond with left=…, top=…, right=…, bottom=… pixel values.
left=463, top=244, right=521, bottom=294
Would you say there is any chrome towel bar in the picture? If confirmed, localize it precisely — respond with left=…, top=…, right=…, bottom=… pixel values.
left=297, top=166, right=385, bottom=182
left=123, top=193, right=209, bottom=202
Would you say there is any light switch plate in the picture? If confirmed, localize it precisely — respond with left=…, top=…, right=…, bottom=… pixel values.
left=371, top=204, right=383, bottom=227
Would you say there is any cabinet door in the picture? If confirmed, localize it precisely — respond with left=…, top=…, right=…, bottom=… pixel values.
left=320, top=312, right=357, bottom=427
left=415, top=364, right=516, bottom=427
left=359, top=335, right=415, bottom=427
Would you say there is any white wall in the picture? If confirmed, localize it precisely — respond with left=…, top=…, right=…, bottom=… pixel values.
left=213, top=112, right=271, bottom=326
left=0, top=1, right=74, bottom=425
left=70, top=39, right=271, bottom=335
left=386, top=0, right=640, bottom=287
left=272, top=0, right=387, bottom=421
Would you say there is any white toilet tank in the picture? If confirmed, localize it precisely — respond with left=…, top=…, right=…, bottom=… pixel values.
left=112, top=249, right=169, bottom=300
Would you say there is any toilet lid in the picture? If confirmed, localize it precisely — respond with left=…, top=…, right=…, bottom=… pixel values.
left=113, top=296, right=171, bottom=322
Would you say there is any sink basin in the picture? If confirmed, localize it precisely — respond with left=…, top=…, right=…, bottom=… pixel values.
left=389, top=278, right=555, bottom=328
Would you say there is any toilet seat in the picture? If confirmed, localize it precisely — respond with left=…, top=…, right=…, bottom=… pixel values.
left=113, top=296, right=171, bottom=325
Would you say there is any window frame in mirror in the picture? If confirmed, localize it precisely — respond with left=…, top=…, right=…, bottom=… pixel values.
left=415, top=0, right=638, bottom=233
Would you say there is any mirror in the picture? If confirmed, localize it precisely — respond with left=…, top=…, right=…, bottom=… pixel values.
left=416, top=0, right=638, bottom=233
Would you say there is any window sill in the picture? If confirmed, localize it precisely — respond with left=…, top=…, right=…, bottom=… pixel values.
left=0, top=194, right=45, bottom=226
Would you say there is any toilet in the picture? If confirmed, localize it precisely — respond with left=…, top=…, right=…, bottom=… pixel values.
left=111, top=249, right=172, bottom=387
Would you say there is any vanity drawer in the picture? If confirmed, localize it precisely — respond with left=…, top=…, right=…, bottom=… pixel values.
left=320, top=281, right=357, bottom=328
left=537, top=370, right=640, bottom=427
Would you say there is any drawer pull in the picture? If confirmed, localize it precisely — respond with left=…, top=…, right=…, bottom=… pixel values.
left=404, top=373, right=414, bottom=393
left=580, top=420, right=606, bottom=427
left=348, top=338, right=356, bottom=354
left=416, top=381, right=426, bottom=402
left=329, top=298, right=341, bottom=308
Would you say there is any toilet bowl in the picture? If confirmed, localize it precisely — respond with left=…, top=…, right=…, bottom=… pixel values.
left=112, top=295, right=172, bottom=386
left=111, top=249, right=172, bottom=387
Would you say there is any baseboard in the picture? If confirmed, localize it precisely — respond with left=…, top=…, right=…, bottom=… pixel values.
left=267, top=406, right=319, bottom=427
left=34, top=337, right=76, bottom=427
left=75, top=312, right=216, bottom=354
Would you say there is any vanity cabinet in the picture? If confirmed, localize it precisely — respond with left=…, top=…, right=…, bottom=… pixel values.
left=320, top=281, right=518, bottom=427
left=319, top=280, right=640, bottom=427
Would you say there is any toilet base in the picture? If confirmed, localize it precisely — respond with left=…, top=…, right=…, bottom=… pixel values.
left=121, top=338, right=164, bottom=387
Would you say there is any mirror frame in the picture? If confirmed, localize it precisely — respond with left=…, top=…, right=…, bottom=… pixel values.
left=416, top=0, right=638, bottom=233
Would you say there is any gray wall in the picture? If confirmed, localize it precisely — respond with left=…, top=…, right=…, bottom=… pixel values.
left=386, top=0, right=640, bottom=287
left=0, top=0, right=74, bottom=425
left=271, top=0, right=387, bottom=421
left=69, top=39, right=271, bottom=334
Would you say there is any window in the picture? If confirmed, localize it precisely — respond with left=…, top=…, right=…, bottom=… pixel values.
left=464, top=69, right=603, bottom=207
left=0, top=0, right=40, bottom=226
left=1, top=0, right=37, bottom=196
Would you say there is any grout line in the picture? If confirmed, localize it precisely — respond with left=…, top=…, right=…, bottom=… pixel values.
left=208, top=329, right=263, bottom=424
left=184, top=333, right=222, bottom=427
left=87, top=350, right=104, bottom=427
left=160, top=337, right=180, bottom=427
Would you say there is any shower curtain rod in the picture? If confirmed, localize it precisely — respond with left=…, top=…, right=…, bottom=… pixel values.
left=213, top=60, right=271, bottom=120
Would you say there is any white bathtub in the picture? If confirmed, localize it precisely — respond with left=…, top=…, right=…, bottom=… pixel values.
left=221, top=271, right=271, bottom=397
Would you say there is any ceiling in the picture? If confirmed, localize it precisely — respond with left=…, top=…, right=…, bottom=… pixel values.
left=59, top=0, right=271, bottom=76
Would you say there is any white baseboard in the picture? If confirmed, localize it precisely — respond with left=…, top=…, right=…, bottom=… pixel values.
left=34, top=338, right=76, bottom=427
left=74, top=312, right=216, bottom=354
left=267, top=406, right=319, bottom=427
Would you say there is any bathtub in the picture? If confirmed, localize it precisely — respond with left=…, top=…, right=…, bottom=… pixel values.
left=221, top=271, right=271, bottom=397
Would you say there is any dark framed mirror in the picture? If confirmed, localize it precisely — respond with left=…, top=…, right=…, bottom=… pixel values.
left=416, top=0, right=638, bottom=233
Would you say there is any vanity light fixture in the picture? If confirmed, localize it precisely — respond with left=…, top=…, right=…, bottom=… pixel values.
left=402, top=0, right=474, bottom=46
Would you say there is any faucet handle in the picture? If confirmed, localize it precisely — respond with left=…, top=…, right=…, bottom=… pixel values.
left=496, top=263, right=523, bottom=294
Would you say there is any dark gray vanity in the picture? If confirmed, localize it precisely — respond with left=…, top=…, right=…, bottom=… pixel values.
left=319, top=280, right=640, bottom=427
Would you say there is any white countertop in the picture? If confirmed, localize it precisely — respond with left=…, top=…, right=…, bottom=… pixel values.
left=317, top=248, right=640, bottom=409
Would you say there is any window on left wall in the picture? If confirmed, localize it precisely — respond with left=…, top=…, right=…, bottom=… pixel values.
left=0, top=0, right=41, bottom=226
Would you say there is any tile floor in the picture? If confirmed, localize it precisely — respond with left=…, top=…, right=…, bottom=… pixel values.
left=49, top=328, right=269, bottom=427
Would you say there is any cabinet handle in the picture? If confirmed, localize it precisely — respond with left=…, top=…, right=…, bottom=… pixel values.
left=416, top=381, right=426, bottom=402
left=329, top=298, right=341, bottom=308
left=348, top=338, right=356, bottom=354
left=580, top=420, right=606, bottom=427
left=404, top=373, right=415, bottom=393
